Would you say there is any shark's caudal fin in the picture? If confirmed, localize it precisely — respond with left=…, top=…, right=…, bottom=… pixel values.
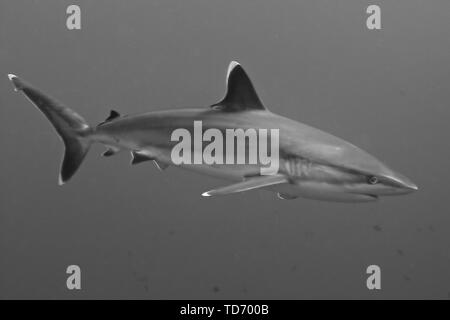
left=8, top=74, right=92, bottom=185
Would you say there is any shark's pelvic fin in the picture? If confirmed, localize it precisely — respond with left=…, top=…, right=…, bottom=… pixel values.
left=131, top=151, right=169, bottom=170
left=211, top=61, right=266, bottom=112
left=131, top=151, right=154, bottom=165
left=153, top=160, right=169, bottom=171
left=202, top=174, right=287, bottom=197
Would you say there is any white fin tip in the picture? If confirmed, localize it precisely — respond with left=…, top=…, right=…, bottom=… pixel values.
left=58, top=175, right=65, bottom=186
left=226, top=61, right=240, bottom=79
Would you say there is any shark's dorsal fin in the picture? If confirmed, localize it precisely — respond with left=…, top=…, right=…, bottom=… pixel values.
left=201, top=174, right=287, bottom=197
left=211, top=61, right=266, bottom=112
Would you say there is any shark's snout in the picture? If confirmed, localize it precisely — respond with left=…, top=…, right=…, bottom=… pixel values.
left=385, top=172, right=418, bottom=194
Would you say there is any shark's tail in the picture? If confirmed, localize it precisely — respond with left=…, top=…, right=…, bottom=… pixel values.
left=8, top=74, right=92, bottom=185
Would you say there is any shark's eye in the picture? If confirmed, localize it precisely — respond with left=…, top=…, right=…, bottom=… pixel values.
left=367, top=176, right=378, bottom=185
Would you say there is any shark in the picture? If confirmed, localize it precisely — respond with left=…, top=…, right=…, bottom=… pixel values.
left=7, top=61, right=418, bottom=202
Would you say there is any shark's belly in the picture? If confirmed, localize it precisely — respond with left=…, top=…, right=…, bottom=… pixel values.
left=139, top=144, right=376, bottom=202
left=266, top=181, right=376, bottom=202
left=144, top=146, right=262, bottom=181
left=181, top=163, right=262, bottom=181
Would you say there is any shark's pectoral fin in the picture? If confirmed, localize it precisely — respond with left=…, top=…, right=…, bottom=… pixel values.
left=202, top=174, right=288, bottom=197
left=277, top=193, right=299, bottom=200
left=210, top=61, right=267, bottom=112
left=131, top=151, right=154, bottom=165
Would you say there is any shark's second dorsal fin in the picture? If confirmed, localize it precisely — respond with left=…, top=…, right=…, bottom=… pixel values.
left=211, top=61, right=266, bottom=112
left=105, top=110, right=120, bottom=122
left=98, top=110, right=121, bottom=126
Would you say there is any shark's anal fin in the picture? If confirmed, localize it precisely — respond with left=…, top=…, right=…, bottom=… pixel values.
left=102, top=147, right=119, bottom=157
left=277, top=193, right=298, bottom=200
left=211, top=61, right=266, bottom=112
left=202, top=174, right=288, bottom=197
left=131, top=151, right=154, bottom=165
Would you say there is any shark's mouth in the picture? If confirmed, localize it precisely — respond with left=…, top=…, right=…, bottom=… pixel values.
left=347, top=192, right=379, bottom=201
